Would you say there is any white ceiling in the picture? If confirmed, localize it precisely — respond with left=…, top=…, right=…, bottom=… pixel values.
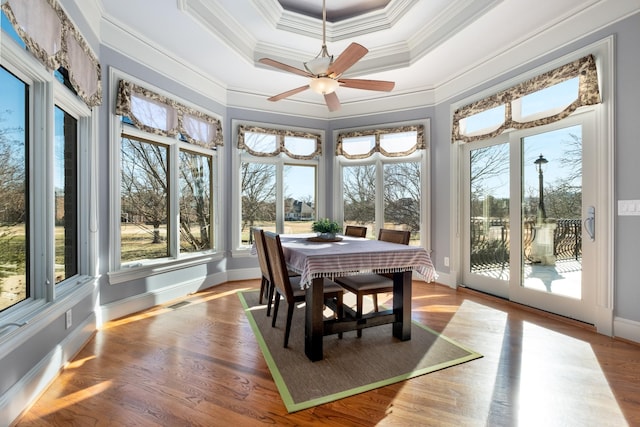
left=95, top=0, right=639, bottom=116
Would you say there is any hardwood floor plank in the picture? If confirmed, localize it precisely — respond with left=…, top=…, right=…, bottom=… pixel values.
left=14, top=280, right=640, bottom=426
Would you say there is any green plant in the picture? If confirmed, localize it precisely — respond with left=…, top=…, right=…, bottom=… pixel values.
left=311, top=218, right=342, bottom=234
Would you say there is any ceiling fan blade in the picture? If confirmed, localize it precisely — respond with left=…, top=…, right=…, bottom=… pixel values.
left=328, top=43, right=368, bottom=77
left=339, top=78, right=395, bottom=92
left=259, top=58, right=313, bottom=78
left=267, top=85, right=309, bottom=102
left=324, top=92, right=341, bottom=112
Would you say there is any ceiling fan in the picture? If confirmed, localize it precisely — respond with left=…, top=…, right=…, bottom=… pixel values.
left=258, top=0, right=395, bottom=112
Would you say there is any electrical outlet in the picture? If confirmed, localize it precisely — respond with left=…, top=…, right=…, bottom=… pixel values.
left=65, top=309, right=72, bottom=329
left=444, top=256, right=450, bottom=267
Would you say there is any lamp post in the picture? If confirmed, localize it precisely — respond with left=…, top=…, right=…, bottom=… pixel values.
left=534, top=154, right=548, bottom=223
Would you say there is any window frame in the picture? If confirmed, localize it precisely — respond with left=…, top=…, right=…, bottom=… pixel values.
left=334, top=119, right=431, bottom=250
left=0, top=29, right=97, bottom=333
left=108, top=70, right=223, bottom=284
left=231, top=120, right=326, bottom=254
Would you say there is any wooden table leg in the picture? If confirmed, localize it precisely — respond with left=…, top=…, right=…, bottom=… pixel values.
left=393, top=270, right=412, bottom=340
left=305, top=277, right=325, bottom=361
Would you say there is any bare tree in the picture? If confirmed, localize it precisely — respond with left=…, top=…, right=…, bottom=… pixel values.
left=343, top=164, right=375, bottom=224
left=559, top=133, right=582, bottom=183
left=383, top=162, right=421, bottom=232
left=179, top=152, right=211, bottom=251
left=120, top=138, right=168, bottom=245
left=241, top=162, right=276, bottom=231
left=0, top=110, right=26, bottom=224
left=0, top=110, right=26, bottom=287
left=470, top=144, right=510, bottom=217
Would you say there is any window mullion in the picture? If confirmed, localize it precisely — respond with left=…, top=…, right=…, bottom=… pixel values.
left=275, top=161, right=284, bottom=234
left=375, top=157, right=384, bottom=235
left=169, top=144, right=180, bottom=258
left=32, top=80, right=55, bottom=301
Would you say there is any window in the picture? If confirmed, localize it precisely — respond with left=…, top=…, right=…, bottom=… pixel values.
left=0, top=18, right=95, bottom=321
left=236, top=124, right=322, bottom=247
left=114, top=79, right=220, bottom=270
left=54, top=106, right=78, bottom=283
left=337, top=123, right=429, bottom=246
left=120, top=136, right=169, bottom=262
left=179, top=149, right=213, bottom=253
left=0, top=66, right=28, bottom=311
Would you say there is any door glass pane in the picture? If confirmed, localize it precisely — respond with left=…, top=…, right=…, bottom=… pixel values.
left=284, top=164, right=315, bottom=234
left=120, top=137, right=169, bottom=263
left=54, top=106, right=78, bottom=282
left=343, top=164, right=375, bottom=238
left=383, top=161, right=420, bottom=245
left=469, top=144, right=510, bottom=279
left=179, top=150, right=212, bottom=253
left=522, top=125, right=582, bottom=298
left=0, top=66, right=28, bottom=311
left=241, top=162, right=276, bottom=243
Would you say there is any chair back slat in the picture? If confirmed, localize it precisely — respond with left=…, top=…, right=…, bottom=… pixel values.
left=344, top=225, right=367, bottom=238
left=263, top=231, right=295, bottom=303
left=252, top=227, right=271, bottom=280
left=378, top=228, right=410, bottom=245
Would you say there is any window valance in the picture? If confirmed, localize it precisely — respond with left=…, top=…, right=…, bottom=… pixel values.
left=237, top=125, right=321, bottom=160
left=336, top=124, right=425, bottom=160
left=116, top=80, right=223, bottom=149
left=452, top=55, right=600, bottom=143
left=1, top=0, right=102, bottom=107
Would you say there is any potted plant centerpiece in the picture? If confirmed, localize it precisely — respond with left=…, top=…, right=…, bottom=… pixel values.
left=311, top=218, right=342, bottom=240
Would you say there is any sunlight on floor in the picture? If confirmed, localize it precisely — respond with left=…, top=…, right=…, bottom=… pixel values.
left=517, top=321, right=626, bottom=425
left=31, top=381, right=114, bottom=417
left=435, top=299, right=627, bottom=425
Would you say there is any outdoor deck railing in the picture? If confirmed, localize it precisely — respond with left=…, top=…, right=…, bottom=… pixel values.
left=470, top=218, right=582, bottom=272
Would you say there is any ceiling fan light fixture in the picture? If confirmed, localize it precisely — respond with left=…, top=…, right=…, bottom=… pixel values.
left=309, top=76, right=339, bottom=95
left=304, top=55, right=333, bottom=75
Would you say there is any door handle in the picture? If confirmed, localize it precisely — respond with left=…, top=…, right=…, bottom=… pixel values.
left=584, top=206, right=595, bottom=241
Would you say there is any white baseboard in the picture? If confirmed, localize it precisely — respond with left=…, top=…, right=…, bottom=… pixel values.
left=433, top=270, right=454, bottom=288
left=100, top=271, right=228, bottom=323
left=227, top=267, right=260, bottom=283
left=0, top=313, right=96, bottom=427
left=614, top=316, right=640, bottom=344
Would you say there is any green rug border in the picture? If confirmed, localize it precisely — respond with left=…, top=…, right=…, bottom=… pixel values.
left=238, top=290, right=483, bottom=413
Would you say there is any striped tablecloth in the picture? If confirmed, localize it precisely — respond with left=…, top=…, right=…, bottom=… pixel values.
left=279, top=235, right=437, bottom=289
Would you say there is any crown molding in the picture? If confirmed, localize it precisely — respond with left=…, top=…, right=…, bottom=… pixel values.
left=252, top=0, right=418, bottom=42
left=101, top=15, right=228, bottom=105
left=184, top=0, right=500, bottom=77
left=226, top=85, right=435, bottom=119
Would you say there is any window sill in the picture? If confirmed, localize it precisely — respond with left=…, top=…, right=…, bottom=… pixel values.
left=108, top=252, right=224, bottom=285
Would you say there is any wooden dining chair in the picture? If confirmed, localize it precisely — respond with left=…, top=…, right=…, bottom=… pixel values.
left=344, top=225, right=367, bottom=238
left=251, top=227, right=271, bottom=306
left=252, top=227, right=301, bottom=316
left=262, top=231, right=344, bottom=348
left=335, top=228, right=411, bottom=337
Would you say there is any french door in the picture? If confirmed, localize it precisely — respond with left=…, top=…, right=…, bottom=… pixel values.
left=461, top=113, right=596, bottom=323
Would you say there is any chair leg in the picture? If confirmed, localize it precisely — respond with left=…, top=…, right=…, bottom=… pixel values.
left=259, top=277, right=267, bottom=304
left=356, top=293, right=364, bottom=338
left=336, top=294, right=343, bottom=339
left=284, top=303, right=295, bottom=348
left=272, top=293, right=280, bottom=327
left=373, top=294, right=379, bottom=312
left=266, top=282, right=274, bottom=316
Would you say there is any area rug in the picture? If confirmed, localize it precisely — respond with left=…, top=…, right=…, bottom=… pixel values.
left=238, top=290, right=482, bottom=413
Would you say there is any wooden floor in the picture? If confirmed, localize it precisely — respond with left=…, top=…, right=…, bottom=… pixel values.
left=15, top=280, right=640, bottom=426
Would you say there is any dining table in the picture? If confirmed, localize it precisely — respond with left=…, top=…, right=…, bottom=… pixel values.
left=277, top=234, right=436, bottom=361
